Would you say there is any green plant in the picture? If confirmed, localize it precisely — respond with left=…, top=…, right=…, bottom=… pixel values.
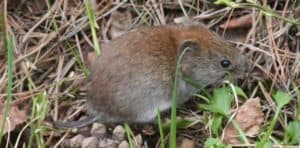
left=294, top=83, right=300, bottom=121
left=0, top=34, right=14, bottom=146
left=66, top=42, right=89, bottom=76
left=84, top=0, right=101, bottom=55
left=199, top=86, right=249, bottom=145
left=204, top=137, right=231, bottom=148
left=199, top=84, right=295, bottom=147
left=211, top=115, right=223, bottom=136
left=169, top=46, right=192, bottom=148
left=199, top=87, right=233, bottom=116
left=124, top=123, right=135, bottom=148
left=257, top=91, right=292, bottom=147
left=284, top=121, right=300, bottom=144
left=28, top=92, right=49, bottom=148
left=214, top=0, right=300, bottom=25
left=157, top=109, right=165, bottom=148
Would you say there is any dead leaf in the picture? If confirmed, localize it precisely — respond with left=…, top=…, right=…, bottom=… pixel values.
left=223, top=97, right=264, bottom=144
left=219, top=14, right=254, bottom=29
left=0, top=102, right=28, bottom=134
left=109, top=9, right=132, bottom=39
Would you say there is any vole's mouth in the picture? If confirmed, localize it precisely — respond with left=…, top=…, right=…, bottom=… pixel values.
left=219, top=72, right=249, bottom=86
left=213, top=72, right=246, bottom=86
left=216, top=74, right=227, bottom=84
left=206, top=74, right=227, bottom=88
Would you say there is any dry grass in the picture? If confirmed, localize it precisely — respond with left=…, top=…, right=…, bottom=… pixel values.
left=0, top=0, right=299, bottom=147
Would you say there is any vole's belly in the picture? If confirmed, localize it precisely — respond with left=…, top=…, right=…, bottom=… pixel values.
left=88, top=97, right=172, bottom=123
left=87, top=76, right=174, bottom=122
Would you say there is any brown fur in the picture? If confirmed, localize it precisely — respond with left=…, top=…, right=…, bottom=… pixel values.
left=54, top=24, right=248, bottom=129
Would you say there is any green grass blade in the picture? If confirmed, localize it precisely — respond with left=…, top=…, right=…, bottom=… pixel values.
left=258, top=91, right=291, bottom=147
left=0, top=34, right=14, bottom=145
left=231, top=119, right=249, bottom=144
left=28, top=92, right=49, bottom=148
left=169, top=47, right=191, bottom=148
left=66, top=41, right=89, bottom=76
left=84, top=0, right=101, bottom=55
left=157, top=109, right=165, bottom=148
left=215, top=0, right=300, bottom=25
left=124, top=123, right=134, bottom=148
left=257, top=108, right=280, bottom=148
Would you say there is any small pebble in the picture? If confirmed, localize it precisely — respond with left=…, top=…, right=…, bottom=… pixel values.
left=81, top=137, right=98, bottom=148
left=98, top=138, right=117, bottom=148
left=118, top=141, right=129, bottom=148
left=70, top=134, right=84, bottom=148
left=112, top=125, right=125, bottom=141
left=134, top=134, right=143, bottom=146
left=91, top=123, right=106, bottom=137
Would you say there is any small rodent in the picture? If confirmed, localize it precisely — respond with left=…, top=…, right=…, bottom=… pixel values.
left=54, top=24, right=248, bottom=129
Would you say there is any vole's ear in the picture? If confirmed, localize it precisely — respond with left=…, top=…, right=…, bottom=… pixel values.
left=178, top=40, right=199, bottom=76
left=178, top=40, right=199, bottom=54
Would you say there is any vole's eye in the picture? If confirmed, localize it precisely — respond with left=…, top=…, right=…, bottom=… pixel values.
left=220, top=59, right=231, bottom=68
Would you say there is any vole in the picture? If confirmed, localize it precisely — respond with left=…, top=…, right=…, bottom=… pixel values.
left=54, top=24, right=248, bottom=129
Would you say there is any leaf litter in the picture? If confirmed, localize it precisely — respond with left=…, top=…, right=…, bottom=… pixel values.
left=0, top=0, right=299, bottom=147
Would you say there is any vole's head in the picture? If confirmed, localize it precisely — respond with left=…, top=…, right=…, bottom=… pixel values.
left=174, top=26, right=248, bottom=87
